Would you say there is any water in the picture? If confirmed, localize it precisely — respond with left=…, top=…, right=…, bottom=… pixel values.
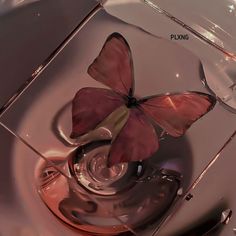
left=36, top=138, right=181, bottom=235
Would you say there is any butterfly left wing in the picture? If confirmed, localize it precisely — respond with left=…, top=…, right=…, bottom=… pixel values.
left=88, top=32, right=134, bottom=97
left=71, top=87, right=124, bottom=138
left=139, top=92, right=216, bottom=137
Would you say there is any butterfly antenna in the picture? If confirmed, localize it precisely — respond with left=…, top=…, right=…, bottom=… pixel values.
left=128, top=88, right=133, bottom=97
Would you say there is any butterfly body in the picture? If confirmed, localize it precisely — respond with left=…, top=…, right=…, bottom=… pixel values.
left=126, top=96, right=139, bottom=108
left=71, top=32, right=216, bottom=166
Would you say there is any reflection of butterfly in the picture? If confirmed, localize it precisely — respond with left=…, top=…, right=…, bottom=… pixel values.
left=71, top=32, right=216, bottom=166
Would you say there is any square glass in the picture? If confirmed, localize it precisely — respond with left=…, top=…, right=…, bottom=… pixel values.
left=0, top=6, right=236, bottom=236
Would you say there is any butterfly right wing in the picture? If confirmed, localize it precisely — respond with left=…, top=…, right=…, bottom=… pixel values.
left=108, top=108, right=159, bottom=167
left=139, top=92, right=216, bottom=137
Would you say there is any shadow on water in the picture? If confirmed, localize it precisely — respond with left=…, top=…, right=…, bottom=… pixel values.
left=149, top=134, right=193, bottom=191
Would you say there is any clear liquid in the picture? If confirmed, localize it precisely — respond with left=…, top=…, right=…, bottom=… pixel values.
left=32, top=92, right=185, bottom=235
left=36, top=157, right=130, bottom=235
left=35, top=141, right=181, bottom=235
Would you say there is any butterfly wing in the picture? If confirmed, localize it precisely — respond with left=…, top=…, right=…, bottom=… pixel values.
left=108, top=109, right=159, bottom=166
left=139, top=92, right=216, bottom=137
left=71, top=87, right=124, bottom=138
left=88, top=32, right=134, bottom=97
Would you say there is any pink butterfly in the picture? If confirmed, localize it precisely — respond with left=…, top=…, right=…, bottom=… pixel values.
left=71, top=33, right=216, bottom=167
